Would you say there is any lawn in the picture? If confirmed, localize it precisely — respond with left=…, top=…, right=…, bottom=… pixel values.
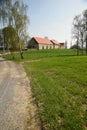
left=5, top=49, right=87, bottom=130
left=4, top=49, right=86, bottom=62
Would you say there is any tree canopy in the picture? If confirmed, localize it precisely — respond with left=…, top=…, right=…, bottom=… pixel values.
left=72, top=9, right=87, bottom=55
left=0, top=0, right=29, bottom=58
left=3, top=26, right=19, bottom=51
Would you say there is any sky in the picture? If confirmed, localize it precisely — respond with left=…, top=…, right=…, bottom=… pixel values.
left=25, top=0, right=87, bottom=47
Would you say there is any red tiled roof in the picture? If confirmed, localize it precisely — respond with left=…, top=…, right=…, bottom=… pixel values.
left=34, top=37, right=52, bottom=45
left=51, top=40, right=59, bottom=45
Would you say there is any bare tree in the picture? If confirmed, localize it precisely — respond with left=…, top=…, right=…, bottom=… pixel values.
left=83, top=9, right=87, bottom=55
left=72, top=15, right=82, bottom=55
left=72, top=9, right=87, bottom=55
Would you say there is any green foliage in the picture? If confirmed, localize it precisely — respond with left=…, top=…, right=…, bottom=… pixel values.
left=4, top=49, right=86, bottom=61
left=71, top=44, right=81, bottom=49
left=4, top=49, right=87, bottom=129
left=3, top=26, right=19, bottom=50
left=23, top=55, right=87, bottom=130
left=0, top=0, right=29, bottom=58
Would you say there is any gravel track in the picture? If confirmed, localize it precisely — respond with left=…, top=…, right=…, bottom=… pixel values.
left=0, top=58, right=40, bottom=130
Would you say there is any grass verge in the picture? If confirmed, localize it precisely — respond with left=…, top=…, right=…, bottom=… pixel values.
left=23, top=55, right=87, bottom=130
left=4, top=49, right=87, bottom=130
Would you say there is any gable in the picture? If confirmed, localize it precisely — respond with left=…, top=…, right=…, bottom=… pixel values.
left=51, top=40, right=59, bottom=45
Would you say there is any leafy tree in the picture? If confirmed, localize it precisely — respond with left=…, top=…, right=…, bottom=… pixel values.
left=3, top=26, right=19, bottom=51
left=70, top=44, right=80, bottom=49
left=11, top=0, right=29, bottom=58
left=0, top=0, right=29, bottom=58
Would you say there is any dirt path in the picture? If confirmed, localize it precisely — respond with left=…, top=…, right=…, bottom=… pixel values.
left=0, top=58, right=40, bottom=130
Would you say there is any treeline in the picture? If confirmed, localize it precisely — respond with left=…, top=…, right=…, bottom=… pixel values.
left=0, top=0, right=29, bottom=58
left=72, top=9, right=87, bottom=55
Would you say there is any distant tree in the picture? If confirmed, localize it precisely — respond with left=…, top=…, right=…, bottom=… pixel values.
left=71, top=44, right=80, bottom=49
left=72, top=13, right=86, bottom=55
left=80, top=26, right=84, bottom=55
left=83, top=9, right=87, bottom=55
left=0, top=30, right=3, bottom=47
left=44, top=36, right=48, bottom=39
left=72, top=9, right=87, bottom=55
left=65, top=40, right=68, bottom=49
left=72, top=15, right=82, bottom=55
left=26, top=35, right=31, bottom=47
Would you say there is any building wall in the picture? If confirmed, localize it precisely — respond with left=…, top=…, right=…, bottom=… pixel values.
left=60, top=45, right=64, bottom=49
left=39, top=44, right=53, bottom=50
left=59, top=43, right=64, bottom=49
left=54, top=45, right=59, bottom=49
left=28, top=38, right=39, bottom=49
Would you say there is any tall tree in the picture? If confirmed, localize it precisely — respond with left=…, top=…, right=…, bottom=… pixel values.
left=0, top=0, right=29, bottom=58
left=72, top=15, right=81, bottom=55
left=12, top=0, right=29, bottom=58
left=83, top=9, right=87, bottom=55
left=72, top=9, right=87, bottom=55
left=0, top=0, right=8, bottom=51
left=65, top=40, right=68, bottom=49
left=72, top=13, right=85, bottom=55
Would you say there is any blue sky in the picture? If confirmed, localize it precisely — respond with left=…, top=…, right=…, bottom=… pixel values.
left=25, top=0, right=87, bottom=46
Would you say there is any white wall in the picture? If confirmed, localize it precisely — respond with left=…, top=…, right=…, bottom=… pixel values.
left=39, top=44, right=53, bottom=50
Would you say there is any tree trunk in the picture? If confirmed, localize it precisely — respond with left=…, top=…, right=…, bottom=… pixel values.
left=77, top=40, right=79, bottom=56
left=81, top=41, right=84, bottom=55
left=20, top=50, right=24, bottom=59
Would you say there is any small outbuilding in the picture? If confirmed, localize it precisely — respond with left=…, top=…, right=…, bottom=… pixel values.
left=50, top=40, right=59, bottom=49
left=59, top=43, right=65, bottom=49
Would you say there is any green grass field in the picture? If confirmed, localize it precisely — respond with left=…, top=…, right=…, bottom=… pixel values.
left=4, top=49, right=86, bottom=62
left=4, top=49, right=87, bottom=130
